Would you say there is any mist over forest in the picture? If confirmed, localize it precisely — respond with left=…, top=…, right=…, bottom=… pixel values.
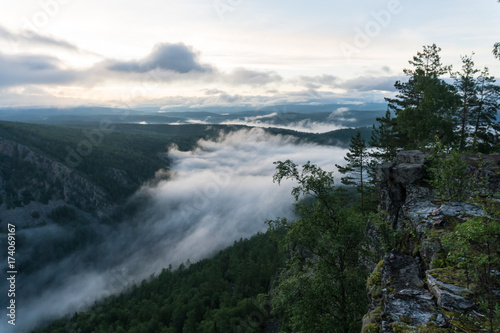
left=1, top=1, right=500, bottom=332
left=0, top=121, right=351, bottom=332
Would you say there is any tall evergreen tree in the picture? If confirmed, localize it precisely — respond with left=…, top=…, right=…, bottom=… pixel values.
left=336, top=130, right=368, bottom=212
left=452, top=54, right=480, bottom=151
left=369, top=110, right=399, bottom=163
left=386, top=44, right=459, bottom=149
left=471, top=67, right=500, bottom=152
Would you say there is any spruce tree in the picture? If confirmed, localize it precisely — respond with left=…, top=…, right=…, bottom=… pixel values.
left=336, top=130, right=368, bottom=212
left=369, top=110, right=399, bottom=163
left=471, top=67, right=500, bottom=152
left=452, top=54, right=480, bottom=152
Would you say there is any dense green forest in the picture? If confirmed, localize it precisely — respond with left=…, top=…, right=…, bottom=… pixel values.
left=36, top=231, right=284, bottom=333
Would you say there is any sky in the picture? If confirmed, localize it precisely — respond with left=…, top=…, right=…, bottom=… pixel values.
left=0, top=0, right=499, bottom=109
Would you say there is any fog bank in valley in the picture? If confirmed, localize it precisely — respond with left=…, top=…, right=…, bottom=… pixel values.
left=5, top=128, right=349, bottom=332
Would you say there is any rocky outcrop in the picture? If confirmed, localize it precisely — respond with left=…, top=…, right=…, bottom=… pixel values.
left=376, top=150, right=431, bottom=227
left=363, top=151, right=500, bottom=332
left=364, top=250, right=448, bottom=332
left=426, top=270, right=474, bottom=312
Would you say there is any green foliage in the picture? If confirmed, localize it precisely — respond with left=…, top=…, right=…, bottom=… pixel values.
left=427, top=142, right=469, bottom=202
left=451, top=55, right=500, bottom=153
left=269, top=160, right=369, bottom=332
left=444, top=215, right=500, bottom=286
left=369, top=110, right=399, bottom=163
left=35, top=232, right=284, bottom=333
left=386, top=44, right=459, bottom=150
left=452, top=54, right=480, bottom=152
left=336, top=130, right=369, bottom=211
left=370, top=211, right=400, bottom=252
left=443, top=211, right=500, bottom=332
left=427, top=140, right=493, bottom=202
left=471, top=67, right=500, bottom=153
left=381, top=44, right=499, bottom=153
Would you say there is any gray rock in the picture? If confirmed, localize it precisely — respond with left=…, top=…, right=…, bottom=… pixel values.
left=439, top=202, right=485, bottom=218
left=426, top=272, right=475, bottom=312
left=393, top=163, right=425, bottom=185
left=395, top=150, right=426, bottom=164
left=378, top=250, right=447, bottom=329
left=376, top=162, right=394, bottom=183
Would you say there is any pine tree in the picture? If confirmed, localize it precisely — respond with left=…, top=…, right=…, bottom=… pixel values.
left=369, top=110, right=399, bottom=163
left=386, top=44, right=458, bottom=149
left=452, top=54, right=480, bottom=152
left=471, top=67, right=500, bottom=152
left=336, top=130, right=368, bottom=212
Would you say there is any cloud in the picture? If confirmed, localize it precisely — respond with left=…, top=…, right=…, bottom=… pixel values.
left=204, top=88, right=225, bottom=95
left=8, top=128, right=348, bottom=332
left=0, top=25, right=80, bottom=51
left=328, top=107, right=350, bottom=119
left=106, top=43, right=213, bottom=74
left=342, top=75, right=404, bottom=92
left=225, top=68, right=283, bottom=86
left=0, top=53, right=79, bottom=87
left=298, top=74, right=339, bottom=89
left=297, top=74, right=402, bottom=93
left=381, top=66, right=392, bottom=73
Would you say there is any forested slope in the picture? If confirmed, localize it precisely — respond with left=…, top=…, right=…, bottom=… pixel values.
left=35, top=231, right=284, bottom=333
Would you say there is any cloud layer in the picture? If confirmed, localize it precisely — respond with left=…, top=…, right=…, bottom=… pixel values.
left=0, top=53, right=79, bottom=87
left=221, top=112, right=347, bottom=133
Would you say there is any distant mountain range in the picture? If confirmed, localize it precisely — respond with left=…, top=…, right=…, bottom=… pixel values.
left=0, top=104, right=388, bottom=133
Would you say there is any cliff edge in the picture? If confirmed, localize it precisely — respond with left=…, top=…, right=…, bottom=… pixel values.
left=363, top=151, right=500, bottom=332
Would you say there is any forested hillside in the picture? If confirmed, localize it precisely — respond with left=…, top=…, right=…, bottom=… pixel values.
left=0, top=121, right=372, bottom=204
left=35, top=231, right=284, bottom=333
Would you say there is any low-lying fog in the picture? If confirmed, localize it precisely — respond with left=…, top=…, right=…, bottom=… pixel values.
left=4, top=128, right=349, bottom=332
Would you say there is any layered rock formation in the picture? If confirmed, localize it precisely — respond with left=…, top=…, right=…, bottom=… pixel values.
left=363, top=151, right=500, bottom=332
